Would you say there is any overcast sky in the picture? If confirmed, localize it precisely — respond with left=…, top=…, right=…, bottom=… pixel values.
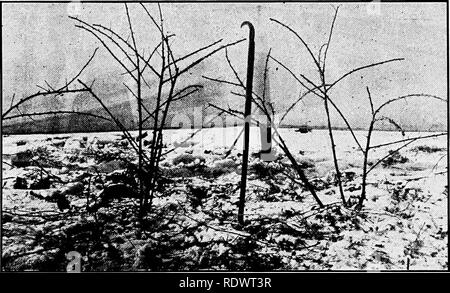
left=2, top=2, right=447, bottom=131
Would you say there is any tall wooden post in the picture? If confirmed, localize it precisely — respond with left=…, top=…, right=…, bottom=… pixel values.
left=238, top=21, right=255, bottom=227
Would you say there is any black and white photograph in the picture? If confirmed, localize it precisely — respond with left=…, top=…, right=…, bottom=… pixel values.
left=1, top=1, right=448, bottom=274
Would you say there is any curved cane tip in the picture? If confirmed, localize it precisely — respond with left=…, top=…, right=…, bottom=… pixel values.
left=241, top=21, right=254, bottom=30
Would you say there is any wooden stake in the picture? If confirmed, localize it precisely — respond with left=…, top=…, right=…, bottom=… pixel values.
left=238, top=21, right=255, bottom=228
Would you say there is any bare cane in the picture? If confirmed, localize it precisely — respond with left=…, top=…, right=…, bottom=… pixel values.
left=237, top=21, right=255, bottom=228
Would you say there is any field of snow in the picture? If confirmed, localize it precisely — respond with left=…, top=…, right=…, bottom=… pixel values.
left=1, top=127, right=448, bottom=271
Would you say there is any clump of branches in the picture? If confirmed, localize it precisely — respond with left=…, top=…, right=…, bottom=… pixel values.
left=3, top=3, right=244, bottom=225
left=71, top=3, right=245, bottom=220
left=358, top=88, right=447, bottom=208
left=2, top=48, right=98, bottom=123
left=268, top=6, right=400, bottom=207
left=268, top=6, right=447, bottom=210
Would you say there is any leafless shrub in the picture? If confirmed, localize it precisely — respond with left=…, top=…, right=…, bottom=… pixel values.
left=358, top=87, right=447, bottom=208
left=3, top=3, right=244, bottom=224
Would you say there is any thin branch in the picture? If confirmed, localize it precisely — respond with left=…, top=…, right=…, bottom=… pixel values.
left=225, top=47, right=245, bottom=88
left=2, top=89, right=90, bottom=119
left=272, top=55, right=363, bottom=152
left=271, top=125, right=324, bottom=207
left=327, top=58, right=405, bottom=91
left=269, top=55, right=322, bottom=99
left=208, top=103, right=257, bottom=126
left=44, top=80, right=55, bottom=91
left=171, top=88, right=201, bottom=103
left=279, top=89, right=314, bottom=125
left=220, top=49, right=268, bottom=113
left=140, top=85, right=203, bottom=125
left=367, top=140, right=416, bottom=175
left=318, top=43, right=327, bottom=67
left=71, top=17, right=137, bottom=68
left=322, top=5, right=340, bottom=73
left=229, top=92, right=265, bottom=113
left=3, top=48, right=98, bottom=119
left=89, top=20, right=160, bottom=77
left=123, top=82, right=156, bottom=121
left=376, top=116, right=405, bottom=136
left=202, top=75, right=241, bottom=87
left=224, top=127, right=245, bottom=158
left=262, top=48, right=272, bottom=103
left=74, top=24, right=138, bottom=82
left=36, top=84, right=49, bottom=92
left=124, top=3, right=138, bottom=55
left=139, top=36, right=173, bottom=75
left=172, top=84, right=203, bottom=100
left=369, top=132, right=447, bottom=150
left=163, top=38, right=246, bottom=84
left=164, top=35, right=178, bottom=81
left=270, top=18, right=321, bottom=70
left=9, top=93, right=16, bottom=109
left=77, top=80, right=145, bottom=161
left=226, top=105, right=245, bottom=117
left=230, top=91, right=245, bottom=98
left=2, top=111, right=112, bottom=122
left=165, top=39, right=223, bottom=69
left=366, top=86, right=374, bottom=115
left=367, top=132, right=447, bottom=175
left=140, top=3, right=162, bottom=33
left=158, top=3, right=164, bottom=35
left=374, top=94, right=446, bottom=116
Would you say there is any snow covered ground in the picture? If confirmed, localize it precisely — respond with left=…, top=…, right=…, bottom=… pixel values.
left=1, top=127, right=448, bottom=271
